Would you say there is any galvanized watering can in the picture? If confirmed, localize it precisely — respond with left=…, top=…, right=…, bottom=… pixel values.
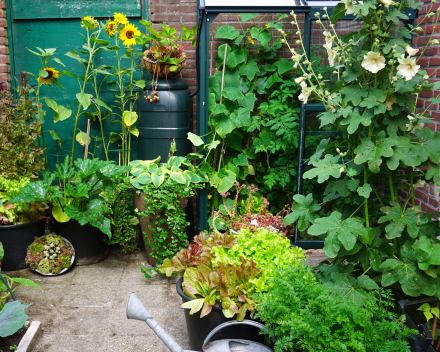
left=126, top=292, right=274, bottom=352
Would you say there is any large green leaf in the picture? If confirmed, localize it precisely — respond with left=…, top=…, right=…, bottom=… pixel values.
left=187, top=132, right=204, bottom=147
left=303, top=154, right=341, bottom=183
left=65, top=198, right=106, bottom=226
left=222, top=87, right=244, bottom=101
left=250, top=27, right=272, bottom=46
left=340, top=109, right=373, bottom=135
left=414, top=127, right=440, bottom=164
left=211, top=114, right=235, bottom=138
left=218, top=44, right=247, bottom=70
left=210, top=170, right=236, bottom=193
left=52, top=205, right=70, bottom=223
left=323, top=273, right=374, bottom=306
left=53, top=105, right=72, bottom=123
left=414, top=236, right=440, bottom=271
left=11, top=278, right=41, bottom=290
left=0, top=301, right=30, bottom=338
left=74, top=158, right=107, bottom=178
left=90, top=217, right=112, bottom=238
left=230, top=108, right=251, bottom=128
left=237, top=93, right=257, bottom=111
left=274, top=58, right=294, bottom=75
left=284, top=193, right=321, bottom=231
left=354, top=131, right=396, bottom=173
left=76, top=93, right=93, bottom=110
left=215, top=25, right=240, bottom=40
left=378, top=201, right=420, bottom=239
left=238, top=61, right=259, bottom=81
left=386, top=135, right=421, bottom=170
left=9, top=181, right=50, bottom=203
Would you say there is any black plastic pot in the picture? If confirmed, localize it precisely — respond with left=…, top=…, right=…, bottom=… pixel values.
left=50, top=218, right=109, bottom=265
left=176, top=277, right=268, bottom=351
left=399, top=298, right=437, bottom=352
left=0, top=218, right=46, bottom=271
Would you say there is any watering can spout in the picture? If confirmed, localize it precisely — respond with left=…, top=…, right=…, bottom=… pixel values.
left=127, top=292, right=195, bottom=352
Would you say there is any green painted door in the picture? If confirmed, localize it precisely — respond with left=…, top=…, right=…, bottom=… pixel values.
left=9, top=0, right=148, bottom=170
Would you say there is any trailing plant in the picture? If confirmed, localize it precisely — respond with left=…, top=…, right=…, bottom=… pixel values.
left=10, top=156, right=130, bottom=237
left=101, top=177, right=139, bottom=252
left=130, top=151, right=207, bottom=265
left=0, top=176, right=46, bottom=225
left=418, top=300, right=440, bottom=347
left=26, top=233, right=75, bottom=275
left=255, top=264, right=415, bottom=352
left=158, top=227, right=306, bottom=320
left=0, top=75, right=44, bottom=178
left=283, top=1, right=440, bottom=299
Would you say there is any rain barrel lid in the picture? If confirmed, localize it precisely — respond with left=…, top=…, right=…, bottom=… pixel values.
left=150, top=78, right=189, bottom=90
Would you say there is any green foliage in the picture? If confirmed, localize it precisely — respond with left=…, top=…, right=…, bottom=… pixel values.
left=211, top=228, right=306, bottom=292
left=101, top=178, right=139, bottom=252
left=10, top=156, right=130, bottom=237
left=0, top=301, right=30, bottom=338
left=255, top=265, right=414, bottom=352
left=25, top=233, right=75, bottom=275
left=0, top=74, right=44, bottom=179
left=283, top=0, right=440, bottom=300
left=0, top=271, right=40, bottom=313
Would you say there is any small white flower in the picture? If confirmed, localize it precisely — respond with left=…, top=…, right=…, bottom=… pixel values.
left=405, top=45, right=419, bottom=56
left=362, top=52, right=386, bottom=73
left=380, top=0, right=393, bottom=7
left=250, top=219, right=259, bottom=226
left=340, top=0, right=355, bottom=14
left=324, top=43, right=337, bottom=67
left=414, top=179, right=425, bottom=189
left=294, top=77, right=304, bottom=84
left=298, top=81, right=311, bottom=104
left=397, top=56, right=420, bottom=81
left=406, top=115, right=424, bottom=133
left=339, top=167, right=345, bottom=173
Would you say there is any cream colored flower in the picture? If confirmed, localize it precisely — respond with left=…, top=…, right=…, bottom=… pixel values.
left=379, top=0, right=393, bottom=7
left=341, top=0, right=355, bottom=14
left=294, top=77, right=304, bottom=84
left=324, top=31, right=333, bottom=46
left=405, top=46, right=419, bottom=56
left=298, top=81, right=311, bottom=104
left=324, top=43, right=337, bottom=67
left=406, top=115, right=424, bottom=133
left=397, top=56, right=420, bottom=81
left=361, top=52, right=386, bottom=73
left=339, top=167, right=345, bottom=173
left=385, top=96, right=397, bottom=110
left=414, top=179, right=425, bottom=189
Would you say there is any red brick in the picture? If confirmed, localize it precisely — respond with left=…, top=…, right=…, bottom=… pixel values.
left=415, top=189, right=429, bottom=203
left=0, top=64, right=8, bottom=73
left=167, top=4, right=197, bottom=13
left=432, top=112, right=440, bottom=121
left=151, top=5, right=167, bottom=13
left=151, top=14, right=181, bottom=23
left=417, top=36, right=431, bottom=46
left=420, top=90, right=434, bottom=98
left=0, top=73, right=8, bottom=81
left=428, top=197, right=439, bottom=207
left=0, top=46, right=7, bottom=55
left=418, top=57, right=429, bottom=66
left=0, top=38, right=5, bottom=45
left=0, top=2, right=5, bottom=9
left=430, top=57, right=440, bottom=66
left=0, top=9, right=5, bottom=17
left=0, top=55, right=8, bottom=64
left=0, top=28, right=4, bottom=37
left=421, top=202, right=436, bottom=213
left=181, top=14, right=197, bottom=23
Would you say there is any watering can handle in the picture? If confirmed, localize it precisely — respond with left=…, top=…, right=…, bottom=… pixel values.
left=202, top=319, right=275, bottom=349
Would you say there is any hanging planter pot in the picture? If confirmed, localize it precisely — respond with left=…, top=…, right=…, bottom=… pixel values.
left=141, top=49, right=187, bottom=78
left=0, top=218, right=46, bottom=271
left=26, top=233, right=75, bottom=276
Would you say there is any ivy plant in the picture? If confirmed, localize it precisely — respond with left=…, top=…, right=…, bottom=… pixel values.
left=283, top=1, right=440, bottom=299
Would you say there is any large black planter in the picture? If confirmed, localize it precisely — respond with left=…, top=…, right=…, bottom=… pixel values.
left=176, top=277, right=268, bottom=351
left=399, top=298, right=437, bottom=352
left=50, top=218, right=109, bottom=265
left=0, top=218, right=46, bottom=271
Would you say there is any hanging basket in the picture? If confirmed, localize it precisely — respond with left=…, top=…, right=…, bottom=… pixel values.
left=141, top=49, right=186, bottom=78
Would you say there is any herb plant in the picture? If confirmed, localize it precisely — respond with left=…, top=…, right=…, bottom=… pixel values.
left=0, top=74, right=44, bottom=179
left=283, top=1, right=440, bottom=299
left=255, top=265, right=414, bottom=352
left=10, top=156, right=130, bottom=237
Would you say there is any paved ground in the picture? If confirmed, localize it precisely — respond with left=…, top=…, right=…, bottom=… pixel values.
left=4, top=246, right=327, bottom=352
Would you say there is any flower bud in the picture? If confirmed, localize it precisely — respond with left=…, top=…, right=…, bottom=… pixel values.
left=424, top=75, right=429, bottom=79
left=415, top=27, right=423, bottom=32
left=296, top=31, right=300, bottom=35
left=336, top=148, right=341, bottom=153
left=294, top=77, right=304, bottom=84
left=432, top=39, right=439, bottom=45
left=296, top=40, right=300, bottom=44
left=339, top=167, right=345, bottom=174
left=315, top=12, right=320, bottom=17
left=323, top=6, right=327, bottom=11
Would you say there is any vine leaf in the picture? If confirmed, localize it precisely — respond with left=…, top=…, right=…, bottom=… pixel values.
left=222, top=87, right=244, bottom=101
left=238, top=61, right=259, bottom=81
left=230, top=108, right=251, bottom=128
left=386, top=135, right=421, bottom=170
left=357, top=183, right=372, bottom=198
left=211, top=114, right=235, bottom=138
left=426, top=164, right=440, bottom=186
left=284, top=193, right=321, bottom=231
left=413, top=236, right=440, bottom=271
left=378, top=201, right=420, bottom=239
left=340, top=109, right=373, bottom=135
left=274, top=58, right=294, bottom=75
left=414, top=127, right=440, bottom=163
left=215, top=25, right=240, bottom=40
left=250, top=27, right=272, bottom=46
left=354, top=131, right=396, bottom=173
left=238, top=93, right=257, bottom=111
left=303, top=154, right=342, bottom=183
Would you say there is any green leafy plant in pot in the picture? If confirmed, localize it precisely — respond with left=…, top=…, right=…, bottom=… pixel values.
left=10, top=156, right=130, bottom=264
left=130, top=152, right=207, bottom=268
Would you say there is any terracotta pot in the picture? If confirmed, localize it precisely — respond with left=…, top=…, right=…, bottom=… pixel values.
left=133, top=192, right=187, bottom=266
left=141, top=49, right=186, bottom=78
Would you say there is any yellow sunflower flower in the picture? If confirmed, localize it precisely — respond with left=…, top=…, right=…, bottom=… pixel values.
left=119, top=23, right=140, bottom=46
left=38, top=67, right=59, bottom=85
left=114, top=12, right=128, bottom=25
left=81, top=16, right=98, bottom=29
left=105, top=20, right=118, bottom=37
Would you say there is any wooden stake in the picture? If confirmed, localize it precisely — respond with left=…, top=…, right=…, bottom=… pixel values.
left=84, top=119, right=90, bottom=159
left=119, top=151, right=121, bottom=166
left=432, top=300, right=439, bottom=346
left=219, top=44, right=228, bottom=105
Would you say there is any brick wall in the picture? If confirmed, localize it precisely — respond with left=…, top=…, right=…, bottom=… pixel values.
left=0, top=0, right=9, bottom=85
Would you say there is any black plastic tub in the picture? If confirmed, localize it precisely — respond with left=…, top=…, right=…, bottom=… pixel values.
left=50, top=218, right=109, bottom=265
left=399, top=298, right=437, bottom=352
left=0, top=218, right=45, bottom=271
left=176, top=277, right=268, bottom=351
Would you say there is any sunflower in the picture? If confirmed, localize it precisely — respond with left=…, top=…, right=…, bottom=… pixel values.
left=114, top=12, right=128, bottom=25
left=105, top=20, right=118, bottom=37
left=81, top=16, right=98, bottom=29
left=119, top=24, right=140, bottom=46
left=38, top=67, right=59, bottom=85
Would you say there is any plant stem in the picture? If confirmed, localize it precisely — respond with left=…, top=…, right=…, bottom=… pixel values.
left=388, top=170, right=395, bottom=202
left=432, top=300, right=439, bottom=346
left=410, top=168, right=415, bottom=207
left=364, top=167, right=369, bottom=228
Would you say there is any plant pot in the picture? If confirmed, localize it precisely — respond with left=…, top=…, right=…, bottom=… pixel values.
left=176, top=277, right=268, bottom=351
left=31, top=236, right=75, bottom=276
left=0, top=218, right=45, bottom=271
left=399, top=297, right=438, bottom=352
left=133, top=192, right=187, bottom=267
left=50, top=218, right=109, bottom=266
left=141, top=49, right=186, bottom=78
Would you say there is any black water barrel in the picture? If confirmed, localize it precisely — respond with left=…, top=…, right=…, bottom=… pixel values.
left=138, top=78, right=192, bottom=161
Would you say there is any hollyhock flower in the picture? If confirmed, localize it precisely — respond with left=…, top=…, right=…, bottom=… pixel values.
left=341, top=0, right=355, bottom=14
left=397, top=56, right=420, bottom=81
left=406, top=115, right=424, bottom=133
left=298, top=81, right=311, bottom=104
left=405, top=45, right=419, bottom=56
left=362, top=52, right=386, bottom=73
left=414, top=179, right=425, bottom=188
left=379, top=0, right=393, bottom=7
